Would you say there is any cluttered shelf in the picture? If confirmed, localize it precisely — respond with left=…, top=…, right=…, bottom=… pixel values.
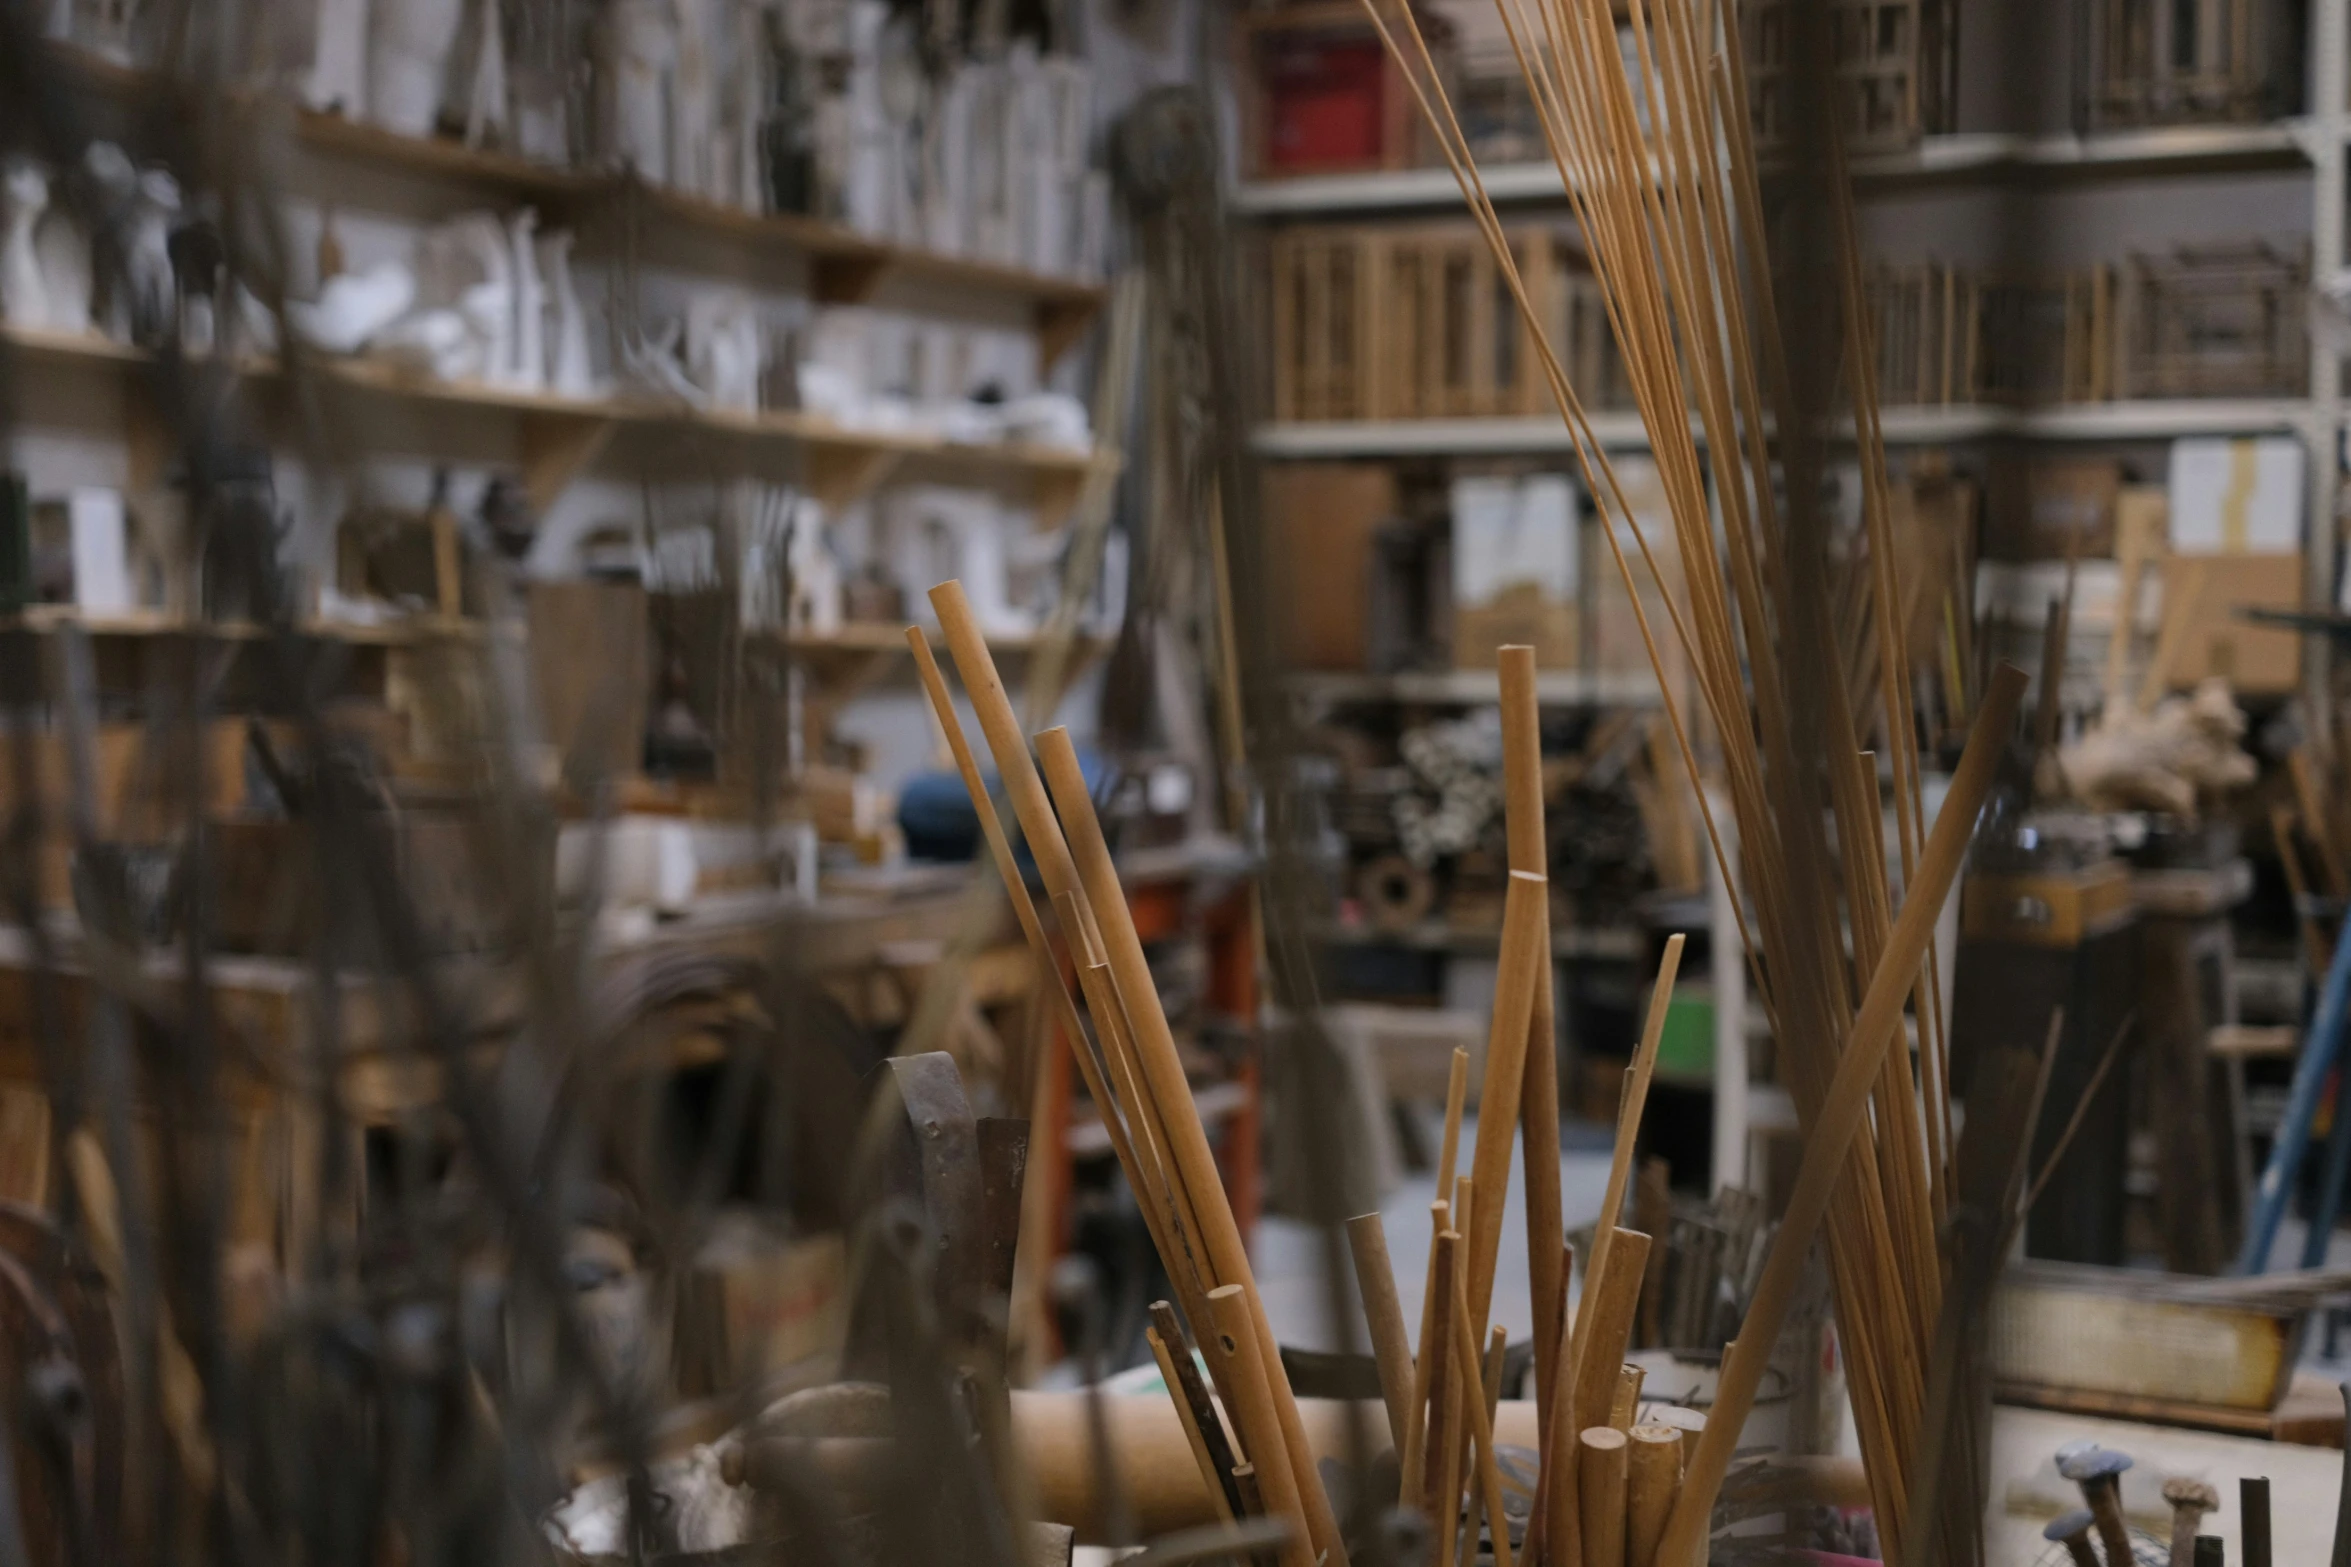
left=54, top=43, right=1109, bottom=333
left=1228, top=122, right=2321, bottom=216
left=1, top=323, right=1112, bottom=505
left=1285, top=668, right=1662, bottom=708
left=1311, top=918, right=1645, bottom=962
left=1252, top=401, right=2320, bottom=457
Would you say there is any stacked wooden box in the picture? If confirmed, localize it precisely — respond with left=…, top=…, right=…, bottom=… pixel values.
left=2085, top=0, right=2275, bottom=128
left=1740, top=0, right=1957, bottom=152
left=1267, top=222, right=1629, bottom=421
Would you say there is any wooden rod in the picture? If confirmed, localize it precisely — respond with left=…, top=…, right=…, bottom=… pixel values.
left=1654, top=664, right=2029, bottom=1567
left=1450, top=1301, right=1515, bottom=1567
left=1570, top=1229, right=1653, bottom=1440
left=1578, top=1427, right=1630, bottom=1567
left=1149, top=1324, right=1236, bottom=1524
left=1467, top=870, right=1550, bottom=1336
left=1649, top=1406, right=1704, bottom=1470
left=1231, top=1463, right=1263, bottom=1519
left=1034, top=726, right=1348, bottom=1566
left=1149, top=1300, right=1244, bottom=1521
left=1501, top=644, right=1568, bottom=1439
left=1345, top=1212, right=1418, bottom=1456
left=1612, top=1362, right=1646, bottom=1431
left=1627, top=1424, right=1682, bottom=1567
left=1403, top=1196, right=1450, bottom=1504
left=1423, top=1230, right=1462, bottom=1567
left=1205, top=1286, right=1314, bottom=1567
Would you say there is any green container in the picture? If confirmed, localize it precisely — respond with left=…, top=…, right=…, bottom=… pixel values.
left=1653, top=985, right=1715, bottom=1082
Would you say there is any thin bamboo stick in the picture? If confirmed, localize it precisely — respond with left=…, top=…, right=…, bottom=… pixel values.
left=1404, top=1196, right=1450, bottom=1506
left=1654, top=665, right=2027, bottom=1567
left=1501, top=645, right=1568, bottom=1440
left=1405, top=1050, right=1471, bottom=1498
left=1204, top=1286, right=1314, bottom=1567
left=1033, top=726, right=1347, bottom=1566
left=1149, top=1300, right=1243, bottom=1519
left=1449, top=1299, right=1515, bottom=1567
left=1578, top=1427, right=1630, bottom=1567
left=1467, top=870, right=1549, bottom=1338
left=1148, top=1324, right=1236, bottom=1524
left=1344, top=1212, right=1418, bottom=1456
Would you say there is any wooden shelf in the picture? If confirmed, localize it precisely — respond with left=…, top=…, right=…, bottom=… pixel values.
left=1252, top=400, right=2321, bottom=457
left=1230, top=122, right=2318, bottom=214
left=51, top=44, right=1103, bottom=350
left=2, top=324, right=1115, bottom=517
left=0, top=607, right=479, bottom=645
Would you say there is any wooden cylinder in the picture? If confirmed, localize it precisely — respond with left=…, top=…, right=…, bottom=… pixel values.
left=1148, top=1300, right=1240, bottom=1517
left=1205, top=1285, right=1314, bottom=1567
left=1649, top=1405, right=1705, bottom=1469
left=1405, top=1049, right=1470, bottom=1497
left=1611, top=1362, right=1646, bottom=1431
left=1402, top=1197, right=1449, bottom=1502
left=1035, top=726, right=1347, bottom=1567
left=1422, top=1231, right=1462, bottom=1567
left=1579, top=1427, right=1630, bottom=1567
left=1570, top=1229, right=1653, bottom=1437
left=1448, top=1269, right=1514, bottom=1567
left=1344, top=1213, right=1418, bottom=1455
left=1465, top=870, right=1548, bottom=1335
left=1627, top=1424, right=1683, bottom=1567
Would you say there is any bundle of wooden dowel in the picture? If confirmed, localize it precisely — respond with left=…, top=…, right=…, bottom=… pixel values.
left=1340, top=0, right=2038, bottom=1559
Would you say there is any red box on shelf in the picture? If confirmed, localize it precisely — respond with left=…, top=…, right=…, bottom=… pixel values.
left=1238, top=2, right=1449, bottom=179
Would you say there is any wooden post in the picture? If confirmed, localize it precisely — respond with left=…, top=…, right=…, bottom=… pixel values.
left=1345, top=1213, right=1418, bottom=1455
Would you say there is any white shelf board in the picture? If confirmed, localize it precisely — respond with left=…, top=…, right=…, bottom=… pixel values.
left=1254, top=400, right=2317, bottom=457
left=1286, top=668, right=1661, bottom=706
left=1229, top=123, right=2315, bottom=215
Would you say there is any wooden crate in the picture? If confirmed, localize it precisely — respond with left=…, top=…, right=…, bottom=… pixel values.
left=1268, top=222, right=1609, bottom=421
left=2086, top=0, right=2273, bottom=129
left=1864, top=263, right=2110, bottom=407
left=1741, top=0, right=1956, bottom=152
left=2115, top=242, right=2306, bottom=398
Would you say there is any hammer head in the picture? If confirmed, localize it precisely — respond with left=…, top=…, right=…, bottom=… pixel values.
left=2058, top=1447, right=2134, bottom=1486
left=2043, top=1508, right=2095, bottom=1542
left=2162, top=1477, right=2220, bottom=1513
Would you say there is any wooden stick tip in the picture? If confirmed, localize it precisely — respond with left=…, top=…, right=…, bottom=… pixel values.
left=1579, top=1426, right=1629, bottom=1452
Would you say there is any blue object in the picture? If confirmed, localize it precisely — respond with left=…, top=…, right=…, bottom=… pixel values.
left=2238, top=912, right=2351, bottom=1272
left=895, top=745, right=1115, bottom=866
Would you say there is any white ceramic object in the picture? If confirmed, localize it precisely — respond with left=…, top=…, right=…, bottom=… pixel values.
left=684, top=290, right=761, bottom=413
left=125, top=166, right=180, bottom=346
left=67, top=488, right=131, bottom=612
left=1, top=161, right=50, bottom=328
left=368, top=0, right=463, bottom=137
left=374, top=307, right=476, bottom=380
left=504, top=206, right=543, bottom=389
left=537, top=229, right=594, bottom=397
left=784, top=497, right=841, bottom=634
left=305, top=0, right=370, bottom=114
left=34, top=201, right=92, bottom=333
left=460, top=0, right=507, bottom=147
left=602, top=0, right=675, bottom=181
left=289, top=258, right=416, bottom=353
left=437, top=211, right=512, bottom=381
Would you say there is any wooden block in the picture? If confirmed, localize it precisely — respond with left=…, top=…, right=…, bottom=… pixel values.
left=2154, top=552, right=2303, bottom=694
left=1961, top=860, right=2135, bottom=948
left=1989, top=1261, right=2302, bottom=1414
left=1263, top=463, right=1398, bottom=671
left=529, top=580, right=649, bottom=786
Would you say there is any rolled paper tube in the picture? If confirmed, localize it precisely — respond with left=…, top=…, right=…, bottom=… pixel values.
left=1345, top=1213, right=1417, bottom=1456
left=1627, top=1424, right=1683, bottom=1567
left=1612, top=1363, right=1646, bottom=1431
left=1204, top=1286, right=1313, bottom=1567
left=1578, top=1427, right=1630, bottom=1567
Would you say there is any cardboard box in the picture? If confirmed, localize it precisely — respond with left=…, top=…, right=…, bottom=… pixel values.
left=2168, top=436, right=2303, bottom=553
left=1983, top=457, right=2123, bottom=560
left=1588, top=461, right=1688, bottom=699
left=1265, top=463, right=1397, bottom=671
left=1452, top=472, right=1578, bottom=669
left=2155, top=552, right=2303, bottom=693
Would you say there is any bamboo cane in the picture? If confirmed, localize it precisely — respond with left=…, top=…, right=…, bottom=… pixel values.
left=1466, top=872, right=1549, bottom=1340
left=1149, top=1325, right=1235, bottom=1524
left=1423, top=1230, right=1462, bottom=1567
left=1204, top=1286, right=1313, bottom=1567
left=1032, top=725, right=1348, bottom=1566
left=1406, top=1047, right=1473, bottom=1496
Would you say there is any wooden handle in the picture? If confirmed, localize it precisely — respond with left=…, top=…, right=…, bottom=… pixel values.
left=1034, top=726, right=1348, bottom=1566
left=1578, top=1426, right=1630, bottom=1567
left=1345, top=1213, right=1418, bottom=1456
left=1627, top=1424, right=1683, bottom=1567
left=1654, top=663, right=2029, bottom=1567
left=1205, top=1286, right=1314, bottom=1567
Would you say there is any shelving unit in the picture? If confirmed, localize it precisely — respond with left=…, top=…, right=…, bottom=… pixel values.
left=1285, top=667, right=1661, bottom=705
